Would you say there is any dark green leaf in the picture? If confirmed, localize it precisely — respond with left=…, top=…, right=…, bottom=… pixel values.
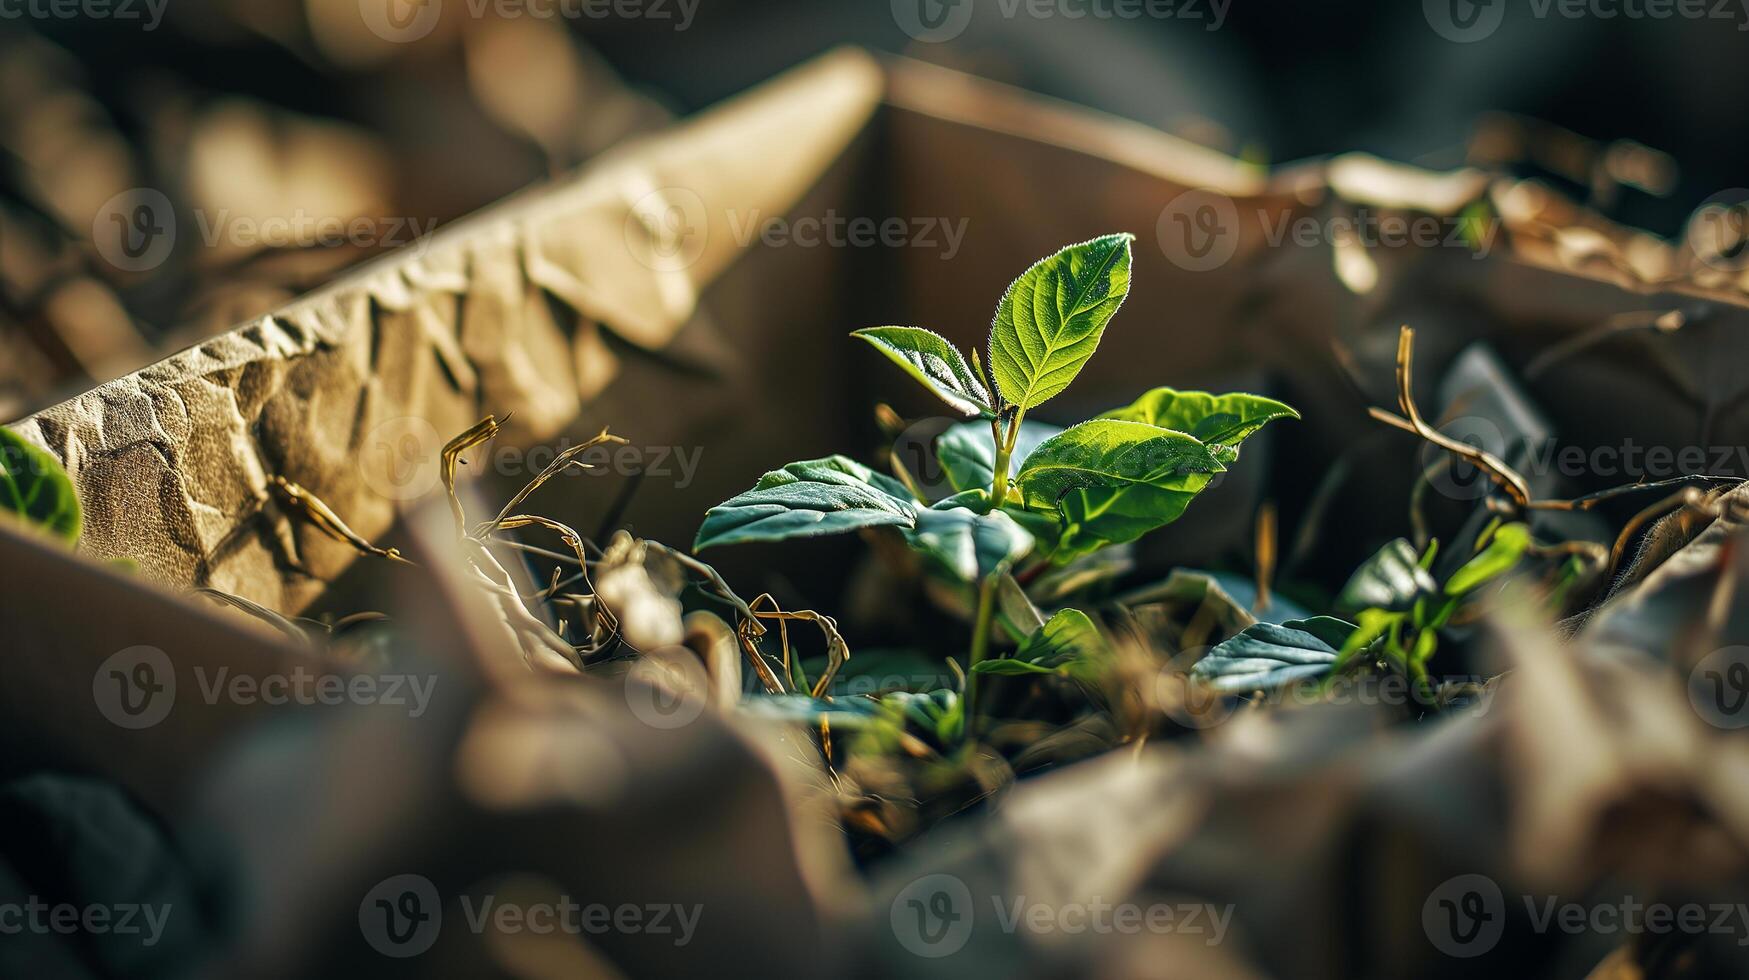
left=882, top=688, right=962, bottom=741
left=903, top=503, right=1034, bottom=582
left=1098, top=388, right=1298, bottom=464
left=1003, top=505, right=1065, bottom=554
left=1116, top=568, right=1311, bottom=635
left=1337, top=539, right=1438, bottom=613
left=0, top=775, right=214, bottom=976
left=1190, top=617, right=1352, bottom=694
left=995, top=570, right=1046, bottom=641
left=970, top=658, right=1060, bottom=676
left=1445, top=522, right=1531, bottom=596
left=934, top=419, right=1062, bottom=495
left=1027, top=543, right=1135, bottom=604
left=987, top=234, right=1134, bottom=410
left=972, top=608, right=1110, bottom=680
left=851, top=326, right=993, bottom=418
left=0, top=427, right=81, bottom=543
left=695, top=456, right=917, bottom=550
left=1291, top=615, right=1362, bottom=649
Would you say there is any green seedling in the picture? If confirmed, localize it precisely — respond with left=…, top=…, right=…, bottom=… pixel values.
left=695, top=235, right=1298, bottom=735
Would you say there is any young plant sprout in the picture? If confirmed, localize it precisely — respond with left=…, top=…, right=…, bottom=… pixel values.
left=695, top=235, right=1299, bottom=734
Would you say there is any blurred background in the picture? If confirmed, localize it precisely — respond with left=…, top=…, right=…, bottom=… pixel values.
left=7, top=7, right=1749, bottom=979
left=3, top=0, right=1744, bottom=419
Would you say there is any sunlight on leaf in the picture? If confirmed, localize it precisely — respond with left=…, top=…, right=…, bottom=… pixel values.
left=852, top=326, right=993, bottom=418
left=988, top=234, right=1134, bottom=411
left=694, top=456, right=916, bottom=550
left=1098, top=388, right=1298, bottom=464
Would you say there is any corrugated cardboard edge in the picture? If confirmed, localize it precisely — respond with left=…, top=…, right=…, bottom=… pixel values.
left=887, top=55, right=1749, bottom=308
left=8, top=47, right=884, bottom=614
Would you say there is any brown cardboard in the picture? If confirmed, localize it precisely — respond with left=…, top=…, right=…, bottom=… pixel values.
left=9, top=43, right=1749, bottom=625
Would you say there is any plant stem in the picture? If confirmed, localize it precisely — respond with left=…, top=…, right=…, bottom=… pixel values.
left=963, top=571, right=999, bottom=735
left=968, top=572, right=997, bottom=670
left=990, top=444, right=1013, bottom=512
left=987, top=408, right=1027, bottom=512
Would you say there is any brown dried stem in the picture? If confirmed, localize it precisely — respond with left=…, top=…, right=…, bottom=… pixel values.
left=746, top=593, right=851, bottom=699
left=271, top=476, right=412, bottom=565
left=472, top=426, right=627, bottom=539
left=442, top=415, right=502, bottom=535
left=1368, top=326, right=1533, bottom=508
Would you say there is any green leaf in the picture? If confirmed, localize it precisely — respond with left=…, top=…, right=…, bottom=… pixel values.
left=0, top=427, right=81, bottom=544
left=1337, top=539, right=1438, bottom=614
left=1191, top=617, right=1354, bottom=694
left=1445, top=522, right=1530, bottom=596
left=1046, top=477, right=1215, bottom=562
left=903, top=503, right=1034, bottom=582
left=1015, top=420, right=1225, bottom=504
left=0, top=775, right=215, bottom=975
left=1119, top=569, right=1311, bottom=632
left=1027, top=544, right=1134, bottom=604
left=881, top=688, right=962, bottom=742
left=1292, top=616, right=1362, bottom=649
left=969, top=658, right=1060, bottom=677
left=1098, top=388, right=1298, bottom=464
left=851, top=326, right=993, bottom=418
left=695, top=456, right=917, bottom=550
left=972, top=608, right=1110, bottom=680
left=1332, top=608, right=1401, bottom=673
left=995, top=570, right=1046, bottom=641
left=1014, top=419, right=1225, bottom=560
left=987, top=234, right=1135, bottom=410
left=934, top=419, right=1062, bottom=494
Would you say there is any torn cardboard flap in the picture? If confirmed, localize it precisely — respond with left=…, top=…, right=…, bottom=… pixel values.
left=11, top=44, right=1749, bottom=621
left=9, top=47, right=885, bottom=614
